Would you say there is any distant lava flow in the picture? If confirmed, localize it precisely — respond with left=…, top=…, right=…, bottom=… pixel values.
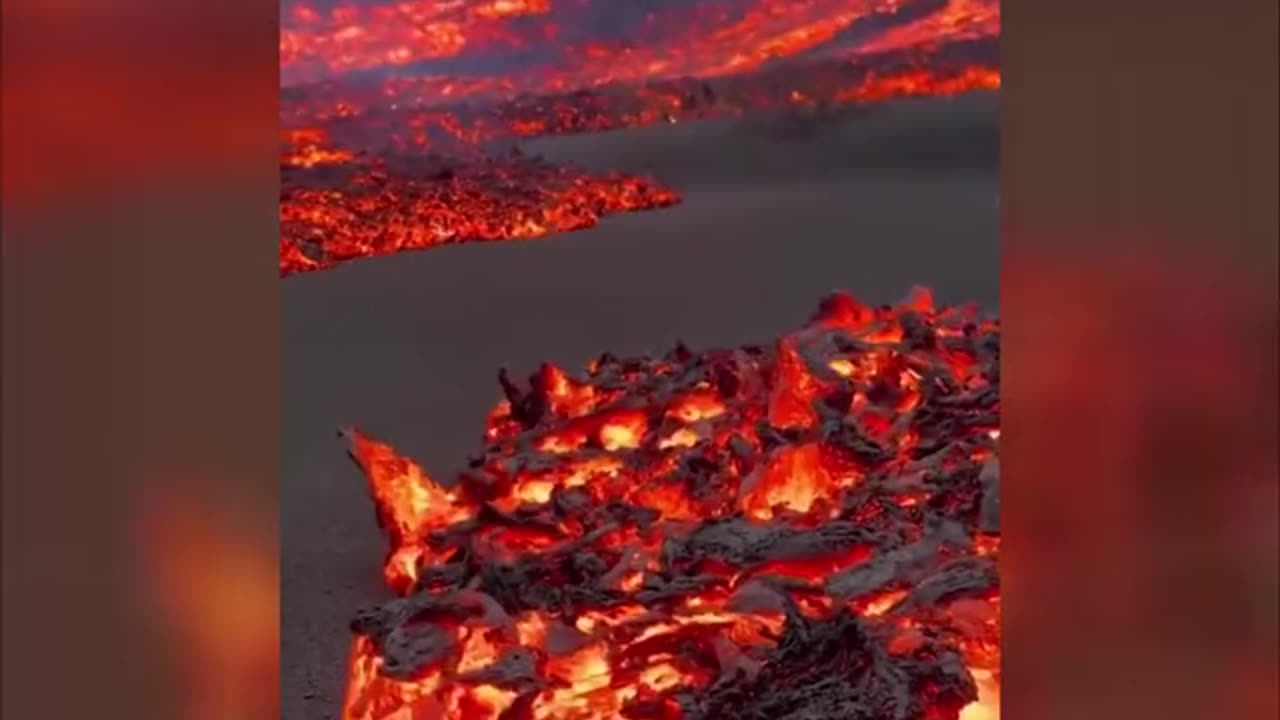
left=280, top=136, right=679, bottom=276
left=339, top=288, right=1000, bottom=719
left=279, top=0, right=998, bottom=91
left=280, top=0, right=999, bottom=276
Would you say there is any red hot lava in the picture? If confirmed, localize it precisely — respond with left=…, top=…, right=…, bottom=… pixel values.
left=280, top=0, right=999, bottom=92
left=281, top=139, right=678, bottom=275
left=280, top=0, right=1000, bottom=276
left=339, top=288, right=1000, bottom=719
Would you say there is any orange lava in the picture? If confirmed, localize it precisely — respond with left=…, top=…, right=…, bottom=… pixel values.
left=338, top=289, right=1000, bottom=719
left=279, top=0, right=1000, bottom=275
left=281, top=151, right=679, bottom=275
left=281, top=1, right=998, bottom=92
left=281, top=0, right=553, bottom=82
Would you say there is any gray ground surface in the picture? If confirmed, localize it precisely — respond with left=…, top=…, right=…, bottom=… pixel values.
left=282, top=92, right=998, bottom=718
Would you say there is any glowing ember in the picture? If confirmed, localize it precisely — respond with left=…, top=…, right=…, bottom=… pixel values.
left=338, top=289, right=1000, bottom=719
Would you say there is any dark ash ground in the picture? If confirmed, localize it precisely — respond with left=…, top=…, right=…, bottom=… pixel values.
left=282, top=92, right=998, bottom=719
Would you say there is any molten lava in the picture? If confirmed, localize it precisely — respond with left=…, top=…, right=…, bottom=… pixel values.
left=280, top=0, right=999, bottom=92
left=339, top=289, right=1000, bottom=719
left=280, top=0, right=1000, bottom=276
left=281, top=145, right=678, bottom=275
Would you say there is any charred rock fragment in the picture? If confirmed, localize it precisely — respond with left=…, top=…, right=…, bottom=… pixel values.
left=979, top=457, right=1000, bottom=534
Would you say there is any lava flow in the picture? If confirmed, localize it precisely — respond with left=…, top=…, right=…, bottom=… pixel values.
left=339, top=288, right=1000, bottom=719
left=280, top=0, right=999, bottom=92
left=281, top=134, right=678, bottom=275
left=280, top=0, right=1000, bottom=276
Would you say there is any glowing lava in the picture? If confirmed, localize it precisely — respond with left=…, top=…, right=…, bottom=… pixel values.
left=279, top=1, right=1000, bottom=275
left=281, top=148, right=678, bottom=275
left=338, top=289, right=1000, bottom=719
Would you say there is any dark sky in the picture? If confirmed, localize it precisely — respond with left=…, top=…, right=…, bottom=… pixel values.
left=281, top=92, right=998, bottom=718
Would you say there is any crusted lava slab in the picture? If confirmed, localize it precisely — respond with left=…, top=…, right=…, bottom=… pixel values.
left=338, top=289, right=1000, bottom=720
